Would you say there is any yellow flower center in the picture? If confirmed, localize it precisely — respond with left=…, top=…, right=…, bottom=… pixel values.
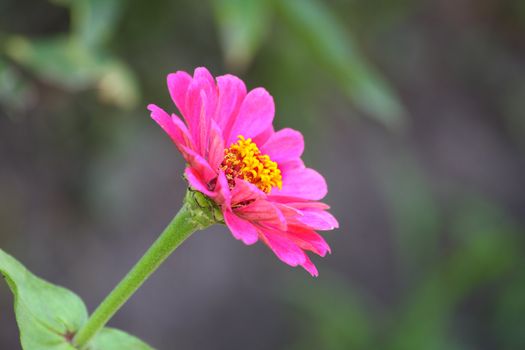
left=220, top=135, right=282, bottom=194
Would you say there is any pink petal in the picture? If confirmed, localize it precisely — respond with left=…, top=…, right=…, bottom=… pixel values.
left=271, top=202, right=302, bottom=219
left=231, top=178, right=266, bottom=205
left=271, top=167, right=328, bottom=201
left=236, top=200, right=286, bottom=230
left=223, top=210, right=258, bottom=245
left=194, top=67, right=216, bottom=91
left=259, top=229, right=307, bottom=268
left=227, top=88, right=275, bottom=145
left=167, top=71, right=192, bottom=117
left=252, top=125, right=274, bottom=147
left=215, top=74, right=246, bottom=140
left=207, top=119, right=225, bottom=170
left=278, top=159, right=305, bottom=173
left=261, top=128, right=304, bottom=163
left=295, top=209, right=339, bottom=230
left=180, top=145, right=216, bottom=182
left=148, top=104, right=185, bottom=145
left=193, top=67, right=218, bottom=116
left=285, top=225, right=331, bottom=256
left=188, top=68, right=218, bottom=157
left=185, top=167, right=216, bottom=198
left=169, top=69, right=218, bottom=154
left=260, top=227, right=321, bottom=276
left=283, top=201, right=331, bottom=210
left=214, top=171, right=231, bottom=208
left=185, top=84, right=205, bottom=155
left=301, top=255, right=319, bottom=277
left=170, top=114, right=194, bottom=150
left=185, top=169, right=230, bottom=208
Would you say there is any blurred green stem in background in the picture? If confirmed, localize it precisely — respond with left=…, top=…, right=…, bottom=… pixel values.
left=73, top=190, right=221, bottom=349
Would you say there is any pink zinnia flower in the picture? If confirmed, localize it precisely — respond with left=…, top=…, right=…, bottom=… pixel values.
left=148, top=67, right=338, bottom=276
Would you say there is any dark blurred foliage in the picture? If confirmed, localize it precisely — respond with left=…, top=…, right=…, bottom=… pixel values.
left=1, top=0, right=525, bottom=349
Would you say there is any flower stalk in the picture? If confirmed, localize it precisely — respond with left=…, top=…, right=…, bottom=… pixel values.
left=73, top=190, right=220, bottom=349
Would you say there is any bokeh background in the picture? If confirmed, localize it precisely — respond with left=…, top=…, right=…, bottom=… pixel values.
left=1, top=0, right=525, bottom=349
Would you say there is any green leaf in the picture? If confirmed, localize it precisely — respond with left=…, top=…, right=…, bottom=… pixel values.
left=213, top=0, right=271, bottom=70
left=0, top=249, right=155, bottom=350
left=90, top=328, right=154, bottom=350
left=276, top=0, right=406, bottom=130
left=0, top=248, right=87, bottom=349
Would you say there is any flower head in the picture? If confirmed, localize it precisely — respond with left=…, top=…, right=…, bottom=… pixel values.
left=148, top=67, right=338, bottom=276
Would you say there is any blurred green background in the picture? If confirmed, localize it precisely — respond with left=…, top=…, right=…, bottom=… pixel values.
left=1, top=0, right=524, bottom=349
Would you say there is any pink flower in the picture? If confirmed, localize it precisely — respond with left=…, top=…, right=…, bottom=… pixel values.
left=148, top=67, right=338, bottom=276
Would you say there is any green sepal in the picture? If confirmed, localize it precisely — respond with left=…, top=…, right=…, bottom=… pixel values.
left=0, top=249, right=154, bottom=350
left=185, top=187, right=224, bottom=227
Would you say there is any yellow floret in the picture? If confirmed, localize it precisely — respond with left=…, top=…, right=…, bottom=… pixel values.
left=220, top=135, right=282, bottom=193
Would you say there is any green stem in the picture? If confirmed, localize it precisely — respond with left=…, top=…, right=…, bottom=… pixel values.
left=73, top=191, right=218, bottom=349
